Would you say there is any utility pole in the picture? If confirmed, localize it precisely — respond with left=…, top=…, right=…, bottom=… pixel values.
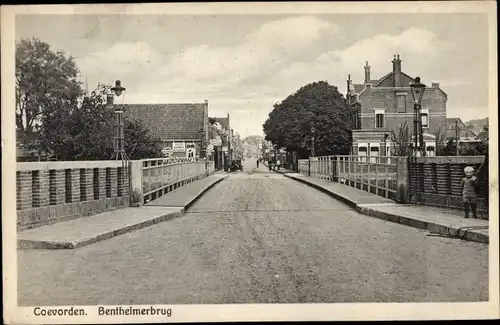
left=455, top=119, right=459, bottom=156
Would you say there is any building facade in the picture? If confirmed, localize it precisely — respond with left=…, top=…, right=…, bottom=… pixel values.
left=122, top=101, right=209, bottom=159
left=347, top=55, right=448, bottom=159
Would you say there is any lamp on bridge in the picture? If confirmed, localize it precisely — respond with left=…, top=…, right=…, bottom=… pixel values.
left=110, top=80, right=128, bottom=161
left=410, top=77, right=426, bottom=157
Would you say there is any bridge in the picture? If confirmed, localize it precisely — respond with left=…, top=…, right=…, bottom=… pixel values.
left=16, top=155, right=488, bottom=304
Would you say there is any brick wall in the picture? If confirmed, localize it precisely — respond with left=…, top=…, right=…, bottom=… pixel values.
left=358, top=85, right=447, bottom=136
left=408, top=156, right=489, bottom=218
left=17, top=161, right=129, bottom=230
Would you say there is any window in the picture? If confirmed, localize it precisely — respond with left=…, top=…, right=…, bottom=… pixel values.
left=376, top=113, right=384, bottom=128
left=356, top=113, right=361, bottom=129
left=397, top=94, right=407, bottom=113
left=420, top=109, right=429, bottom=127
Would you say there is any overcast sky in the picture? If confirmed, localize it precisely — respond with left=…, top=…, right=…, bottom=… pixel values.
left=16, top=13, right=490, bottom=138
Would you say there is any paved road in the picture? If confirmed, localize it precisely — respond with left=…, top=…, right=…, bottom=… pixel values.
left=18, top=158, right=488, bottom=305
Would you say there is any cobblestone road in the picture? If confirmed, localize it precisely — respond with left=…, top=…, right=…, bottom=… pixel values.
left=18, top=159, right=488, bottom=305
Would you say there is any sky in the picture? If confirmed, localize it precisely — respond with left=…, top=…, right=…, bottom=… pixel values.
left=15, top=12, right=490, bottom=138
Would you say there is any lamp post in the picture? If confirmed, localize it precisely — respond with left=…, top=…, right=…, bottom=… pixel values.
left=311, top=126, right=316, bottom=157
left=110, top=80, right=128, bottom=161
left=410, top=77, right=426, bottom=157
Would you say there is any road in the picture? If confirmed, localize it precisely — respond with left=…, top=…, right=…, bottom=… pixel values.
left=18, top=158, right=488, bottom=305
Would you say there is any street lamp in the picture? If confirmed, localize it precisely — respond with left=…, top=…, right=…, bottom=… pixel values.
left=410, top=77, right=426, bottom=157
left=311, top=126, right=316, bottom=157
left=110, top=80, right=128, bottom=160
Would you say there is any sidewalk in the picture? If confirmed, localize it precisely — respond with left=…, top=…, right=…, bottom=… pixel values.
left=283, top=173, right=489, bottom=244
left=18, top=173, right=228, bottom=250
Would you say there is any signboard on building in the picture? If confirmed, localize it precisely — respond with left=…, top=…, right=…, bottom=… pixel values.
left=222, top=146, right=228, bottom=152
left=172, top=142, right=186, bottom=152
left=210, top=138, right=222, bottom=146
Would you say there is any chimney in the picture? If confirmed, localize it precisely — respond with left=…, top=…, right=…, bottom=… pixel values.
left=364, top=62, right=371, bottom=84
left=347, top=74, right=352, bottom=94
left=392, top=54, right=402, bottom=87
left=432, top=82, right=440, bottom=88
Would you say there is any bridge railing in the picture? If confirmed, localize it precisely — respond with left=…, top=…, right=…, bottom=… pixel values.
left=17, top=158, right=216, bottom=230
left=298, top=155, right=406, bottom=201
left=130, top=158, right=215, bottom=204
left=16, top=160, right=129, bottom=230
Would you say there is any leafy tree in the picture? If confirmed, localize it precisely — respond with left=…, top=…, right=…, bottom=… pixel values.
left=124, top=118, right=163, bottom=159
left=16, top=38, right=82, bottom=148
left=42, top=83, right=163, bottom=160
left=263, top=81, right=353, bottom=158
left=44, top=83, right=115, bottom=160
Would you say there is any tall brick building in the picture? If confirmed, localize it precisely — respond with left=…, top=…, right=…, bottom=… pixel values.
left=347, top=55, right=447, bottom=159
left=122, top=101, right=209, bottom=158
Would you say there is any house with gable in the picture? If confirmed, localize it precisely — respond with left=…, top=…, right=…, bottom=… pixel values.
left=346, top=55, right=448, bottom=159
left=445, top=117, right=477, bottom=142
left=122, top=101, right=209, bottom=158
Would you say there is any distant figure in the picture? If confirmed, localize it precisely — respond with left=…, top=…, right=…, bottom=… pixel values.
left=276, top=159, right=281, bottom=171
left=268, top=159, right=273, bottom=171
left=461, top=166, right=478, bottom=218
left=257, top=159, right=260, bottom=168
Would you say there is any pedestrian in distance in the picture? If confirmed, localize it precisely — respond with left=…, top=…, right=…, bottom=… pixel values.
left=257, top=159, right=260, bottom=168
left=461, top=166, right=478, bottom=219
left=276, top=159, right=281, bottom=171
left=268, top=158, right=273, bottom=171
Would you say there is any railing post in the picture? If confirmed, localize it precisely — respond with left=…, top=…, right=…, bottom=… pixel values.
left=129, top=160, right=144, bottom=206
left=308, top=158, right=311, bottom=176
left=332, top=156, right=337, bottom=182
left=395, top=157, right=409, bottom=203
left=384, top=157, right=389, bottom=198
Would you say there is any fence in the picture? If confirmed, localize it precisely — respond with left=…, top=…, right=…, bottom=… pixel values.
left=299, top=156, right=403, bottom=200
left=408, top=156, right=488, bottom=218
left=16, top=161, right=129, bottom=230
left=298, top=154, right=490, bottom=217
left=130, top=158, right=215, bottom=204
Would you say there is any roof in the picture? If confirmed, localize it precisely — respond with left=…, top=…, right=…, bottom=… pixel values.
left=123, top=103, right=206, bottom=140
left=374, top=72, right=415, bottom=87
left=474, top=130, right=488, bottom=141
left=214, top=117, right=230, bottom=131
left=446, top=117, right=466, bottom=129
left=445, top=118, right=477, bottom=139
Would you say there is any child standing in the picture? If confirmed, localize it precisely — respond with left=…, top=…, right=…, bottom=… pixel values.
left=461, top=166, right=478, bottom=219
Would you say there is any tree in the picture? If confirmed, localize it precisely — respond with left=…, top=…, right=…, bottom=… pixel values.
left=16, top=38, right=82, bottom=149
left=390, top=121, right=413, bottom=156
left=33, top=82, right=162, bottom=160
left=42, top=83, right=115, bottom=160
left=263, top=81, right=353, bottom=158
left=124, top=118, right=163, bottom=159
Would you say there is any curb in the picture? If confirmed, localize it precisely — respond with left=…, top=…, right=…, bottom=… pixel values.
left=18, top=176, right=228, bottom=250
left=17, top=210, right=184, bottom=250
left=184, top=175, right=228, bottom=210
left=283, top=174, right=357, bottom=208
left=284, top=174, right=489, bottom=245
